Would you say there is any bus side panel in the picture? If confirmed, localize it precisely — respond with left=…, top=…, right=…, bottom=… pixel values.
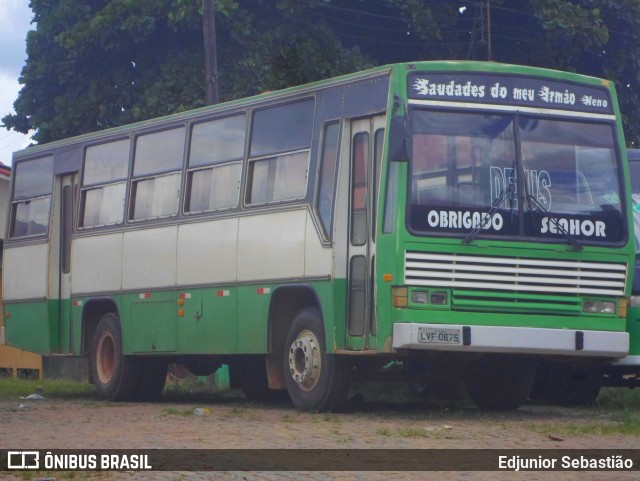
left=4, top=300, right=56, bottom=354
left=4, top=244, right=48, bottom=300
left=177, top=285, right=238, bottom=354
left=237, top=210, right=306, bottom=282
left=123, top=290, right=178, bottom=353
left=237, top=209, right=307, bottom=353
left=177, top=218, right=238, bottom=285
left=122, top=226, right=178, bottom=290
left=304, top=211, right=332, bottom=278
left=71, top=233, right=123, bottom=294
left=3, top=244, right=54, bottom=353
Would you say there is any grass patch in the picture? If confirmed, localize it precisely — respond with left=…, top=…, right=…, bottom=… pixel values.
left=397, top=427, right=428, bottom=438
left=161, top=406, right=194, bottom=417
left=0, top=377, right=96, bottom=401
left=162, top=375, right=244, bottom=403
left=531, top=417, right=640, bottom=437
left=323, top=413, right=342, bottom=423
left=228, top=406, right=262, bottom=421
left=596, top=388, right=640, bottom=411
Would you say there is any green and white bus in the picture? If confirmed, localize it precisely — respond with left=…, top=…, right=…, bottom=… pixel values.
left=1, top=61, right=634, bottom=411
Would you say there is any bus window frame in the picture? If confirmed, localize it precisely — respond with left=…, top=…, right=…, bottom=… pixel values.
left=8, top=156, right=55, bottom=241
left=405, top=105, right=627, bottom=247
left=244, top=98, right=315, bottom=209
left=183, top=113, right=247, bottom=216
left=314, top=120, right=341, bottom=241
left=128, top=125, right=187, bottom=222
left=78, top=137, right=131, bottom=230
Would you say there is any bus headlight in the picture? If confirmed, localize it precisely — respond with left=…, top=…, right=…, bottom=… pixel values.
left=430, top=292, right=448, bottom=305
left=583, top=300, right=617, bottom=314
left=411, top=291, right=428, bottom=304
left=583, top=301, right=599, bottom=313
left=599, top=301, right=616, bottom=314
left=630, top=296, right=640, bottom=307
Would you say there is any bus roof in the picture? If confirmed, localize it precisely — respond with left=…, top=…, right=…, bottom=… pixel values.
left=11, top=60, right=618, bottom=163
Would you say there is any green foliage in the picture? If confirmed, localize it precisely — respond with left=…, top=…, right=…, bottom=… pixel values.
left=3, top=0, right=640, bottom=145
left=0, top=376, right=96, bottom=400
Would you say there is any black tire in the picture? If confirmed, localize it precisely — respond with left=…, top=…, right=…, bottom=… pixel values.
left=133, top=358, right=168, bottom=402
left=464, top=355, right=535, bottom=410
left=90, top=312, right=141, bottom=401
left=284, top=307, right=351, bottom=412
left=531, top=363, right=602, bottom=407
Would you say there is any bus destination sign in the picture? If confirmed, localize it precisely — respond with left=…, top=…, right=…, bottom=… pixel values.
left=408, top=72, right=613, bottom=115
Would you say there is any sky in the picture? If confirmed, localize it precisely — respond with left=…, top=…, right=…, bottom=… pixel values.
left=0, top=1, right=33, bottom=167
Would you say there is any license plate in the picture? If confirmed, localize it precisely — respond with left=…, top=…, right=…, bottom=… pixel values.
left=418, top=327, right=462, bottom=345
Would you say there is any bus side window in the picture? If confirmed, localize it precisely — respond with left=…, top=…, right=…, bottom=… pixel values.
left=80, top=139, right=129, bottom=228
left=316, top=122, right=340, bottom=238
left=372, top=128, right=384, bottom=240
left=351, top=133, right=368, bottom=246
left=185, top=114, right=246, bottom=213
left=130, top=127, right=185, bottom=221
left=246, top=99, right=314, bottom=206
left=10, top=156, right=54, bottom=238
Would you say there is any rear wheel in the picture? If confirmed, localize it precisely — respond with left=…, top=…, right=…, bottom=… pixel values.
left=284, top=307, right=351, bottom=412
left=464, top=355, right=535, bottom=410
left=90, top=312, right=141, bottom=401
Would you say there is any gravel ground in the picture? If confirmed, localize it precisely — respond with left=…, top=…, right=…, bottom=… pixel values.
left=1, top=387, right=639, bottom=481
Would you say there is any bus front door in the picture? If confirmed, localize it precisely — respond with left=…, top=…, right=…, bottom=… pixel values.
left=345, top=115, right=385, bottom=350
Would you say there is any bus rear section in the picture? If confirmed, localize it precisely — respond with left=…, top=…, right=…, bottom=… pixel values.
left=372, top=64, right=632, bottom=409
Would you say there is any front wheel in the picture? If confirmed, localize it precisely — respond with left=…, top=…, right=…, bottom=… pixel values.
left=464, top=355, right=535, bottom=410
left=90, top=312, right=141, bottom=401
left=530, top=363, right=602, bottom=407
left=284, top=307, right=351, bottom=412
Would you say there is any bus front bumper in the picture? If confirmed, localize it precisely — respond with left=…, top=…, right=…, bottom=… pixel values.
left=392, top=323, right=629, bottom=358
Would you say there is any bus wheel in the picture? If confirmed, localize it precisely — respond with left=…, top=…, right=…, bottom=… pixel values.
left=464, top=355, right=534, bottom=410
left=530, top=363, right=602, bottom=407
left=133, top=358, right=168, bottom=402
left=284, top=307, right=351, bottom=412
left=90, top=312, right=141, bottom=401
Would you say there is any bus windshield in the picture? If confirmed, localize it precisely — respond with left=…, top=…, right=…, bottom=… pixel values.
left=408, top=109, right=623, bottom=244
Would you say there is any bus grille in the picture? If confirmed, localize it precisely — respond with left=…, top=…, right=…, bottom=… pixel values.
left=404, top=251, right=627, bottom=297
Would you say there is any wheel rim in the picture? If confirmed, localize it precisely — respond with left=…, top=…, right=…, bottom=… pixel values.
left=288, top=329, right=321, bottom=392
left=96, top=331, right=116, bottom=385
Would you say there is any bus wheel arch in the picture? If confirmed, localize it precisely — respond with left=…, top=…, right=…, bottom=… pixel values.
left=81, top=298, right=120, bottom=358
left=266, top=285, right=322, bottom=390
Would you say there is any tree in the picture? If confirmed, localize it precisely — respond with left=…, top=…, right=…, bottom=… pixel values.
left=3, top=0, right=640, bottom=145
left=2, top=0, right=372, bottom=143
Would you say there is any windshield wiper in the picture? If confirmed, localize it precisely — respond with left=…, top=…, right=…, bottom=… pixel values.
left=525, top=194, right=583, bottom=251
left=462, top=182, right=514, bottom=245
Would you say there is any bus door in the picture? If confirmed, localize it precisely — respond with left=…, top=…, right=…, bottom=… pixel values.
left=346, top=115, right=385, bottom=349
left=50, top=173, right=76, bottom=353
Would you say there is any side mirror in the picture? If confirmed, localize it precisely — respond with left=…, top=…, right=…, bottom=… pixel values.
left=388, top=116, right=408, bottom=162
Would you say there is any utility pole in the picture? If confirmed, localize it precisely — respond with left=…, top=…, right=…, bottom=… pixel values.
left=203, top=0, right=219, bottom=105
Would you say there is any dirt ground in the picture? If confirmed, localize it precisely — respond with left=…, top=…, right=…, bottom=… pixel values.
left=1, top=384, right=639, bottom=481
